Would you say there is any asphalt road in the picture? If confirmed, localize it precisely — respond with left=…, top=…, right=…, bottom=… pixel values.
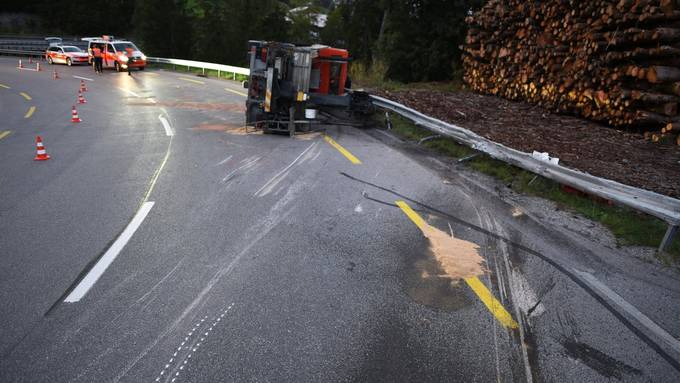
left=1, top=56, right=679, bottom=382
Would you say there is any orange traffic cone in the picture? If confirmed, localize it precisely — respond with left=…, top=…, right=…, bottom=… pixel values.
left=18, top=59, right=23, bottom=69
left=71, top=105, right=81, bottom=123
left=53, top=69, right=60, bottom=80
left=77, top=91, right=87, bottom=104
left=34, top=136, right=50, bottom=161
left=80, top=80, right=87, bottom=92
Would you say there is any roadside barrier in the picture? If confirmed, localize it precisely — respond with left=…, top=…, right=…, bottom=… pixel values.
left=370, top=94, right=680, bottom=252
left=71, top=106, right=81, bottom=123
left=34, top=136, right=50, bottom=161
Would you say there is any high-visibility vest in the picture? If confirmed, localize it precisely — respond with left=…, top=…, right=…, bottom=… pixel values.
left=92, top=48, right=102, bottom=58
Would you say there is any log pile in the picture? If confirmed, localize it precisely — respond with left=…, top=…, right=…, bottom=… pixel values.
left=462, top=0, right=680, bottom=145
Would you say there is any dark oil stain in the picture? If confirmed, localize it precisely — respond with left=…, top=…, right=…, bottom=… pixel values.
left=404, top=249, right=473, bottom=312
left=562, top=337, right=642, bottom=380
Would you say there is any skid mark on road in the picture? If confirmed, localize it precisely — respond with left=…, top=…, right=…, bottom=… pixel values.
left=254, top=142, right=318, bottom=197
left=396, top=200, right=519, bottom=330
left=222, top=156, right=261, bottom=183
left=155, top=303, right=235, bottom=382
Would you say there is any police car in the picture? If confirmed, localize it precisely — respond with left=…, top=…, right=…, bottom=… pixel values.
left=45, top=45, right=89, bottom=66
left=82, top=36, right=147, bottom=72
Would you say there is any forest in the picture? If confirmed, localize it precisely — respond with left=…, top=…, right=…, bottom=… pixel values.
left=1, top=0, right=484, bottom=83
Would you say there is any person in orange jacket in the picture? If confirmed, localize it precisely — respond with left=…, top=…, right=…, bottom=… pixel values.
left=125, top=47, right=134, bottom=76
left=91, top=45, right=103, bottom=74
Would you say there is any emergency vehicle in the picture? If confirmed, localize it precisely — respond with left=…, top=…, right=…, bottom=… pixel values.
left=45, top=45, right=89, bottom=66
left=82, top=36, right=147, bottom=72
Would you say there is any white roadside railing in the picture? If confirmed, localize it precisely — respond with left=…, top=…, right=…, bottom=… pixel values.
left=146, top=57, right=249, bottom=79
left=371, top=95, right=680, bottom=252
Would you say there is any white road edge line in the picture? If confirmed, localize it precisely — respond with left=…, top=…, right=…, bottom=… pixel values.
left=159, top=115, right=174, bottom=136
left=64, top=202, right=155, bottom=303
left=574, top=270, right=680, bottom=358
left=73, top=75, right=94, bottom=81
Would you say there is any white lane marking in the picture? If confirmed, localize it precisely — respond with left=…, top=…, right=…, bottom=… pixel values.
left=254, top=142, right=317, bottom=197
left=73, top=75, right=94, bottom=81
left=64, top=202, right=155, bottom=302
left=159, top=115, right=174, bottom=136
left=118, top=87, right=141, bottom=98
left=574, top=270, right=680, bottom=357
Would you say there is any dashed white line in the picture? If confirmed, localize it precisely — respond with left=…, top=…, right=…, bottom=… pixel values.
left=64, top=202, right=155, bottom=302
left=73, top=75, right=94, bottom=81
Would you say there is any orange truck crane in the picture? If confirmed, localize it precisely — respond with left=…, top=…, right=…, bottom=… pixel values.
left=244, top=40, right=372, bottom=136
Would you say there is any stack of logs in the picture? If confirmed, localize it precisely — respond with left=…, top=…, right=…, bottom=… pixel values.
left=463, top=0, right=680, bottom=145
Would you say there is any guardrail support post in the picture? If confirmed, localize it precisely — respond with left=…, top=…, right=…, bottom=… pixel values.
left=659, top=224, right=678, bottom=253
left=233, top=72, right=236, bottom=80
left=218, top=69, right=220, bottom=78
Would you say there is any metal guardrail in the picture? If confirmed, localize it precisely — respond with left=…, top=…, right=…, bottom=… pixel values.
left=0, top=48, right=44, bottom=57
left=371, top=95, right=680, bottom=251
left=146, top=57, right=249, bottom=79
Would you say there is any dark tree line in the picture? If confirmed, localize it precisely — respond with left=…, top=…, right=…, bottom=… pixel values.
left=2, top=0, right=484, bottom=83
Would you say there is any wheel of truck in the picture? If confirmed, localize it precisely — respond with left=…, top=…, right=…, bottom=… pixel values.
left=66, top=58, right=72, bottom=66
left=115, top=62, right=122, bottom=72
left=47, top=56, right=53, bottom=65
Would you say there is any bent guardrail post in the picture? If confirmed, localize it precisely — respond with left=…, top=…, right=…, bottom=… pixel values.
left=370, top=95, right=680, bottom=251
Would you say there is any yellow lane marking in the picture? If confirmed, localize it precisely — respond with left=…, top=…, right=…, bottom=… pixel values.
left=0, top=83, right=10, bottom=89
left=395, top=200, right=519, bottom=330
left=323, top=135, right=362, bottom=164
left=19, top=92, right=32, bottom=101
left=465, top=277, right=519, bottom=329
left=24, top=106, right=36, bottom=119
left=178, top=77, right=205, bottom=85
left=0, top=131, right=11, bottom=141
left=224, top=87, right=247, bottom=97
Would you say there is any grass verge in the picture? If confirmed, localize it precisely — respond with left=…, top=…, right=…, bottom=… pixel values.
left=380, top=112, right=680, bottom=262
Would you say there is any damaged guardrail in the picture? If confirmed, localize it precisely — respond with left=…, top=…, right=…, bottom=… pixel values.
left=371, top=95, right=680, bottom=252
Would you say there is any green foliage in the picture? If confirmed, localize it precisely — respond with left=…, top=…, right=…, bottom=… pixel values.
left=11, top=0, right=483, bottom=83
